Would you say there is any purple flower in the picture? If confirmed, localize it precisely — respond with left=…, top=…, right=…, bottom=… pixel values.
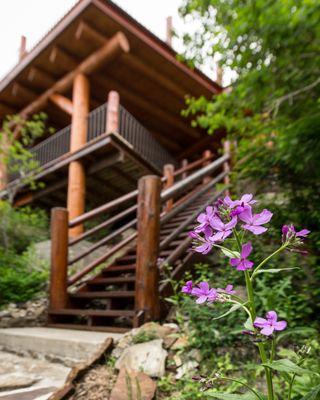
left=182, top=280, right=193, bottom=294
left=239, top=208, right=273, bottom=235
left=225, top=194, right=257, bottom=212
left=209, top=215, right=238, bottom=241
left=282, top=224, right=310, bottom=242
left=217, top=284, right=236, bottom=295
left=254, top=311, right=287, bottom=336
left=230, top=242, right=254, bottom=271
left=191, top=281, right=218, bottom=304
left=194, top=206, right=215, bottom=237
left=189, top=231, right=217, bottom=254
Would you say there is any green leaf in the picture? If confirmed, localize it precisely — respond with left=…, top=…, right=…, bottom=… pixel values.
left=244, top=317, right=254, bottom=330
left=255, top=267, right=300, bottom=274
left=218, top=246, right=240, bottom=259
left=300, top=384, right=320, bottom=400
left=211, top=304, right=242, bottom=321
left=276, top=327, right=318, bottom=343
left=263, top=359, right=318, bottom=376
left=207, top=392, right=261, bottom=400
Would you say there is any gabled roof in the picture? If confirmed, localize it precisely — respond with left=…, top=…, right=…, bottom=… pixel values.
left=0, top=0, right=222, bottom=154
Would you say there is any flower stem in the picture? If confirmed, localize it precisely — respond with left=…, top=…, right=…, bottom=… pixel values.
left=287, top=373, right=296, bottom=400
left=213, top=376, right=264, bottom=400
left=251, top=244, right=288, bottom=280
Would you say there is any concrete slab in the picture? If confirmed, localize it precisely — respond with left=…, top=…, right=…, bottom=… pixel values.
left=0, top=351, right=70, bottom=400
left=0, top=327, right=123, bottom=364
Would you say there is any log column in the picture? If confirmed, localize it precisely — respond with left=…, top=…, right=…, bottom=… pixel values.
left=49, top=208, right=69, bottom=311
left=67, top=73, right=89, bottom=237
left=202, top=149, right=213, bottom=184
left=135, top=175, right=161, bottom=325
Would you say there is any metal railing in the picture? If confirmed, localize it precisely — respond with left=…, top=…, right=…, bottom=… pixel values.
left=8, top=102, right=177, bottom=182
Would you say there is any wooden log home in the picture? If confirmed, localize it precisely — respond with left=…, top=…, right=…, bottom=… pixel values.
left=0, top=0, right=230, bottom=332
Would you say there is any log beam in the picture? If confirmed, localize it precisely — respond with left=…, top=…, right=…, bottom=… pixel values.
left=163, top=164, right=174, bottom=211
left=76, top=21, right=187, bottom=99
left=15, top=32, right=129, bottom=134
left=106, top=90, right=119, bottom=133
left=49, top=93, right=73, bottom=115
left=12, top=82, right=36, bottom=102
left=67, top=74, right=90, bottom=237
left=27, top=67, right=55, bottom=88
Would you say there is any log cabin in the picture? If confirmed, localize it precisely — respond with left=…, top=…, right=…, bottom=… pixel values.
left=0, top=0, right=230, bottom=332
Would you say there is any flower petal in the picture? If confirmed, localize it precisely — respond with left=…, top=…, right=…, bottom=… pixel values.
left=253, top=209, right=273, bottom=225
left=230, top=258, right=240, bottom=267
left=237, top=259, right=253, bottom=270
left=196, top=295, right=207, bottom=304
left=199, top=281, right=210, bottom=292
left=296, top=229, right=310, bottom=237
left=274, top=320, right=287, bottom=331
left=209, top=216, right=225, bottom=231
left=266, top=310, right=278, bottom=323
left=243, top=225, right=267, bottom=235
left=261, top=325, right=275, bottom=336
left=241, top=242, right=252, bottom=258
left=253, top=317, right=268, bottom=328
left=238, top=207, right=253, bottom=224
left=225, top=216, right=238, bottom=230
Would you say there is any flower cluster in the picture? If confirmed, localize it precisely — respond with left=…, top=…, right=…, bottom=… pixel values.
left=182, top=193, right=310, bottom=339
left=182, top=280, right=236, bottom=304
left=190, top=194, right=273, bottom=255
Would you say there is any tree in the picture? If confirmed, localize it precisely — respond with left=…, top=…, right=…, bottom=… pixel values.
left=0, top=113, right=51, bottom=204
left=179, top=0, right=320, bottom=246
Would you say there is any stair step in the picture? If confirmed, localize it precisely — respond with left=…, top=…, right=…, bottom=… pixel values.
left=70, top=291, right=135, bottom=299
left=88, top=277, right=135, bottom=285
left=47, top=323, right=130, bottom=333
left=117, top=255, right=136, bottom=263
left=104, top=264, right=136, bottom=273
left=49, top=308, right=135, bottom=317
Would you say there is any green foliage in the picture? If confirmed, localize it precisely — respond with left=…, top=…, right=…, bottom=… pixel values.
left=179, top=0, right=320, bottom=250
left=132, top=329, right=158, bottom=344
left=0, top=113, right=53, bottom=203
left=0, top=201, right=49, bottom=306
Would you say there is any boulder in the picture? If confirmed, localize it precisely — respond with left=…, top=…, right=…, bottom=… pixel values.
left=110, top=368, right=156, bottom=400
left=115, top=339, right=167, bottom=378
left=175, top=360, right=199, bottom=380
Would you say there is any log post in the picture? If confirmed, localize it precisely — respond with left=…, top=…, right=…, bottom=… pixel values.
left=106, top=91, right=119, bottom=133
left=50, top=207, right=69, bottom=311
left=202, top=149, right=213, bottom=184
left=163, top=164, right=174, bottom=212
left=67, top=73, right=89, bottom=237
left=135, top=175, right=161, bottom=324
left=181, top=159, right=188, bottom=180
left=223, top=140, right=231, bottom=196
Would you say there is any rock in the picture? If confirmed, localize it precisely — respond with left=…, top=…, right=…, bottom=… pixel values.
left=0, top=373, right=38, bottom=390
left=0, top=298, right=48, bottom=328
left=175, top=360, right=199, bottom=380
left=173, top=354, right=183, bottom=367
left=171, top=335, right=189, bottom=350
left=187, top=349, right=202, bottom=362
left=110, top=368, right=156, bottom=400
left=115, top=339, right=167, bottom=378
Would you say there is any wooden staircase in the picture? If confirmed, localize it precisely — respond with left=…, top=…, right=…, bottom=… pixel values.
left=48, top=153, right=230, bottom=332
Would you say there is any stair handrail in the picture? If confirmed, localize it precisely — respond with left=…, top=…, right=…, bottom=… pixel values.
left=173, top=152, right=214, bottom=178
left=161, top=153, right=229, bottom=203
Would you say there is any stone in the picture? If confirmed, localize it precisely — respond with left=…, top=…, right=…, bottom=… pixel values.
left=175, top=360, right=199, bottom=380
left=115, top=339, right=167, bottom=378
left=171, top=335, right=189, bottom=350
left=0, top=373, right=38, bottom=391
left=110, top=368, right=156, bottom=400
left=187, top=349, right=202, bottom=362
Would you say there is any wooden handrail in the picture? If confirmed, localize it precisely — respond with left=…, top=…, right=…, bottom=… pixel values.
left=68, top=218, right=137, bottom=265
left=161, top=154, right=229, bottom=203
left=68, top=188, right=138, bottom=227
left=160, top=170, right=228, bottom=226
left=68, top=232, right=137, bottom=286
left=68, top=204, right=137, bottom=246
left=173, top=153, right=214, bottom=177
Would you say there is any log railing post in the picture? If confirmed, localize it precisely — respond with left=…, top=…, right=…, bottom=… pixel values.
left=163, top=163, right=174, bottom=212
left=202, top=149, right=213, bottom=184
left=50, top=207, right=69, bottom=312
left=223, top=140, right=231, bottom=196
left=181, top=159, right=188, bottom=180
left=106, top=91, right=119, bottom=133
left=135, top=175, right=161, bottom=325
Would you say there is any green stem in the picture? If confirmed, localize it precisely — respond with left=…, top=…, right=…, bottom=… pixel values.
left=270, top=339, right=276, bottom=363
left=251, top=244, right=288, bottom=280
left=213, top=376, right=264, bottom=400
left=287, top=373, right=296, bottom=400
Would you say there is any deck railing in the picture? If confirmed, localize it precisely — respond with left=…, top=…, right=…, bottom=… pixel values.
left=8, top=99, right=176, bottom=182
